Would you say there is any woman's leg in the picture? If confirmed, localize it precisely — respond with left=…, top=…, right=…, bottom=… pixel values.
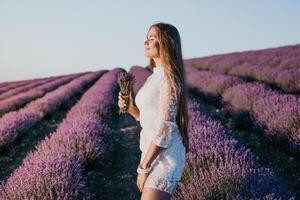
left=141, top=187, right=171, bottom=200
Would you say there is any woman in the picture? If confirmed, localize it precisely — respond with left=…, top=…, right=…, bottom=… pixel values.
left=118, top=22, right=189, bottom=200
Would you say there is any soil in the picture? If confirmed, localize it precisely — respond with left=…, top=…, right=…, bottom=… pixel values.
left=86, top=113, right=142, bottom=200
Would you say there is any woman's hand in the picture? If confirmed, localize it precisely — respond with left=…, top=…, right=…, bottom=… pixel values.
left=118, top=90, right=134, bottom=112
left=137, top=173, right=149, bottom=192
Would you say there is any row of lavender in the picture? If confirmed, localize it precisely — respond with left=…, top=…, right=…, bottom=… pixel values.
left=0, top=68, right=122, bottom=199
left=0, top=76, right=56, bottom=101
left=0, top=73, right=72, bottom=94
left=184, top=44, right=300, bottom=93
left=0, top=71, right=104, bottom=151
left=0, top=80, right=30, bottom=91
left=0, top=78, right=45, bottom=94
left=0, top=72, right=85, bottom=102
left=0, top=72, right=87, bottom=117
left=187, top=69, right=300, bottom=154
left=172, top=98, right=295, bottom=199
left=129, top=66, right=295, bottom=199
left=185, top=44, right=300, bottom=70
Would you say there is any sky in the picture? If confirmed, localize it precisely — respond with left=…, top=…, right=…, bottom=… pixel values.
left=0, top=0, right=300, bottom=82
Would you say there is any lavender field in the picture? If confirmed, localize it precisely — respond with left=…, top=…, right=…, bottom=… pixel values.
left=0, top=44, right=299, bottom=199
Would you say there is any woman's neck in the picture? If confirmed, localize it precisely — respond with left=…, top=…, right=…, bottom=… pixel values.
left=153, top=58, right=164, bottom=68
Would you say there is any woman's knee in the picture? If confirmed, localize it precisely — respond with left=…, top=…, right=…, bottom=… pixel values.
left=141, top=187, right=171, bottom=200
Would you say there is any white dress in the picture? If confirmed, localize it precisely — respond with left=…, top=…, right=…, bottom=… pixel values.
left=134, top=65, right=186, bottom=194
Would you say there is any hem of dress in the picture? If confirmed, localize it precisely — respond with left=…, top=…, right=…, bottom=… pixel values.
left=143, top=185, right=174, bottom=195
left=150, top=172, right=182, bottom=182
left=143, top=173, right=180, bottom=195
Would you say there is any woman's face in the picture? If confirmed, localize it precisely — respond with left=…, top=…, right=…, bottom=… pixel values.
left=144, top=27, right=160, bottom=58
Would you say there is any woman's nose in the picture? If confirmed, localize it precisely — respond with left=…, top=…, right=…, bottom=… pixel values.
left=144, top=40, right=149, bottom=46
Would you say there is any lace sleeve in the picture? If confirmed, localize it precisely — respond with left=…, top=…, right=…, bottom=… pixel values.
left=151, top=75, right=178, bottom=148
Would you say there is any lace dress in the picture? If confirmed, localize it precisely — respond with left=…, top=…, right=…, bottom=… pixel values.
left=134, top=65, right=186, bottom=194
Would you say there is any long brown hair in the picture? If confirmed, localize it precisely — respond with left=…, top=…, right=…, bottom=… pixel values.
left=147, top=22, right=189, bottom=153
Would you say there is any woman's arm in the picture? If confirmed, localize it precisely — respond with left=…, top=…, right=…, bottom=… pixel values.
left=140, top=142, right=165, bottom=169
left=128, top=104, right=140, bottom=121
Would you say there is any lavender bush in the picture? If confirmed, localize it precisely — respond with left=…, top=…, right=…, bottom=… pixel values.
left=222, top=82, right=274, bottom=114
left=251, top=93, right=300, bottom=148
left=129, top=65, right=152, bottom=95
left=187, top=70, right=244, bottom=102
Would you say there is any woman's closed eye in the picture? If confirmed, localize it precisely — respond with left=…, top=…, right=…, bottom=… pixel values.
left=144, top=39, right=152, bottom=45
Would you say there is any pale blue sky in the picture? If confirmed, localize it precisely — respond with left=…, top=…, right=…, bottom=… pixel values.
left=1, top=0, right=300, bottom=82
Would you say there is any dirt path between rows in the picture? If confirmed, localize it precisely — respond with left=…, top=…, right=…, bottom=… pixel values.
left=86, top=113, right=142, bottom=200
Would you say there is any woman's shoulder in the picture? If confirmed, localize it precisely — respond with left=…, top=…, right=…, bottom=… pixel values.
left=148, top=69, right=165, bottom=83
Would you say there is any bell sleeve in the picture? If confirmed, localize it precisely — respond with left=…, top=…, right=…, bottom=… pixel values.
left=151, top=75, right=179, bottom=148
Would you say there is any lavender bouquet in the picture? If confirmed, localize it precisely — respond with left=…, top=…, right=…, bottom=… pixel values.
left=117, top=71, right=136, bottom=114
